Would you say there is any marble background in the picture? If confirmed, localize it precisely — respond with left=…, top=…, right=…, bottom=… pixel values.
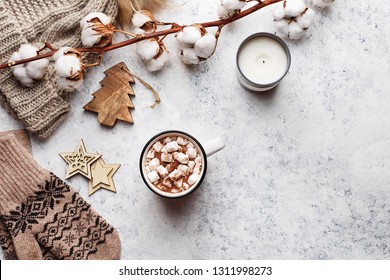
left=1, top=0, right=389, bottom=259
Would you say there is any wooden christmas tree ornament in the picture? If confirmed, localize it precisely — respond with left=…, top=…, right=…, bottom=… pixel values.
left=84, top=62, right=136, bottom=127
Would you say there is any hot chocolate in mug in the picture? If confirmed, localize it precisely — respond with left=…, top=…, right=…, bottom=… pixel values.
left=139, top=130, right=225, bottom=198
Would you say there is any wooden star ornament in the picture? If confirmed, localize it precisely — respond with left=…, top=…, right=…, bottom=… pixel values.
left=88, top=158, right=120, bottom=196
left=59, top=139, right=101, bottom=180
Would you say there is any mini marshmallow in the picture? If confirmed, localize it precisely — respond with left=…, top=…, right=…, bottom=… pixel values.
left=174, top=178, right=183, bottom=188
left=193, top=164, right=202, bottom=175
left=272, top=2, right=285, bottom=21
left=186, top=142, right=194, bottom=148
left=146, top=150, right=155, bottom=159
left=188, top=174, right=199, bottom=185
left=163, top=137, right=172, bottom=144
left=166, top=164, right=176, bottom=173
left=55, top=55, right=82, bottom=78
left=161, top=153, right=173, bottom=163
left=183, top=183, right=190, bottom=190
left=186, top=148, right=197, bottom=159
left=163, top=177, right=172, bottom=187
left=180, top=26, right=203, bottom=45
left=194, top=33, right=217, bottom=59
left=165, top=141, right=179, bottom=153
left=177, top=137, right=189, bottom=146
left=217, top=5, right=238, bottom=20
left=147, top=170, right=160, bottom=183
left=181, top=48, right=200, bottom=65
left=160, top=147, right=167, bottom=153
left=146, top=50, right=169, bottom=72
left=188, top=161, right=195, bottom=170
left=178, top=164, right=191, bottom=176
left=296, top=8, right=315, bottom=29
left=284, top=0, right=307, bottom=18
left=80, top=12, right=111, bottom=30
left=152, top=141, right=164, bottom=152
left=56, top=76, right=83, bottom=92
left=312, top=0, right=334, bottom=7
left=156, top=165, right=169, bottom=178
left=149, top=158, right=160, bottom=171
left=175, top=153, right=189, bottom=164
left=169, top=169, right=183, bottom=181
left=221, top=0, right=246, bottom=11
left=136, top=39, right=160, bottom=61
left=171, top=189, right=179, bottom=193
left=195, top=156, right=202, bottom=165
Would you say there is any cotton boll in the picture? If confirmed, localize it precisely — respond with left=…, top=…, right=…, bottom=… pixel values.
left=57, top=76, right=83, bottom=92
left=145, top=50, right=169, bottom=72
left=80, top=12, right=111, bottom=30
left=181, top=26, right=203, bottom=45
left=132, top=11, right=153, bottom=27
left=181, top=48, right=199, bottom=65
left=136, top=39, right=160, bottom=60
left=221, top=0, right=246, bottom=10
left=18, top=44, right=38, bottom=59
left=296, top=8, right=315, bottom=29
left=55, top=55, right=82, bottom=78
left=272, top=2, right=285, bottom=21
left=194, top=33, right=217, bottom=59
left=274, top=19, right=289, bottom=37
left=176, top=32, right=193, bottom=49
left=8, top=52, right=24, bottom=69
left=53, top=47, right=71, bottom=61
left=312, top=0, right=334, bottom=7
left=81, top=27, right=101, bottom=47
left=25, top=58, right=49, bottom=80
left=288, top=20, right=305, bottom=40
left=284, top=0, right=307, bottom=18
left=12, top=67, right=34, bottom=87
left=217, top=5, right=237, bottom=20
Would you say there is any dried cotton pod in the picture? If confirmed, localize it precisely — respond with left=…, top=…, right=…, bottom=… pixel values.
left=221, top=0, right=246, bottom=10
left=132, top=10, right=157, bottom=34
left=80, top=12, right=114, bottom=47
left=145, top=44, right=169, bottom=72
left=217, top=5, right=239, bottom=20
left=54, top=48, right=84, bottom=92
left=272, top=0, right=316, bottom=40
left=136, top=38, right=160, bottom=61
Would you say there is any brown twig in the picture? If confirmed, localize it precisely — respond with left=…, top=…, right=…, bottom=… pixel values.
left=0, top=0, right=282, bottom=70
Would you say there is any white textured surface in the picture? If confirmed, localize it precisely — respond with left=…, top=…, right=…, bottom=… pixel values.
left=1, top=0, right=390, bottom=259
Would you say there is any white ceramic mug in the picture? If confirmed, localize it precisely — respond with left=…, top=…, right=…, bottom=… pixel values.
left=139, top=130, right=225, bottom=198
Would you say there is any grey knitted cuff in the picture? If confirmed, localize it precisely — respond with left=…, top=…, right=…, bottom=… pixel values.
left=0, top=3, right=70, bottom=139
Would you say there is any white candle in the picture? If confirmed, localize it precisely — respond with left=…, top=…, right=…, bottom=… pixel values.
left=237, top=33, right=290, bottom=91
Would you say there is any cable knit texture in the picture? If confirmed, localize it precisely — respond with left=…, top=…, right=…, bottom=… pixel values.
left=0, top=0, right=117, bottom=139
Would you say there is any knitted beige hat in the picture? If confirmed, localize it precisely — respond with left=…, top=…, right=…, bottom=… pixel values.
left=0, top=0, right=117, bottom=139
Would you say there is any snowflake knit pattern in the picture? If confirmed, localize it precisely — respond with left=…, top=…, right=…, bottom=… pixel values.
left=0, top=0, right=117, bottom=139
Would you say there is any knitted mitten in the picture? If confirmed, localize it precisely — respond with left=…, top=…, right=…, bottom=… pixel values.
left=0, top=130, right=57, bottom=260
left=0, top=134, right=121, bottom=260
left=0, top=0, right=117, bottom=139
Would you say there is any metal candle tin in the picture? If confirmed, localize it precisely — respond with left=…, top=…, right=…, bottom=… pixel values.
left=236, top=33, right=291, bottom=92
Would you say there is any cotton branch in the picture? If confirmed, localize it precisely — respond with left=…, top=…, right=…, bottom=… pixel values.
left=0, top=0, right=282, bottom=70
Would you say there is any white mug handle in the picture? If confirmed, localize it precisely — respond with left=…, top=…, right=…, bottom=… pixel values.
left=203, top=138, right=225, bottom=157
